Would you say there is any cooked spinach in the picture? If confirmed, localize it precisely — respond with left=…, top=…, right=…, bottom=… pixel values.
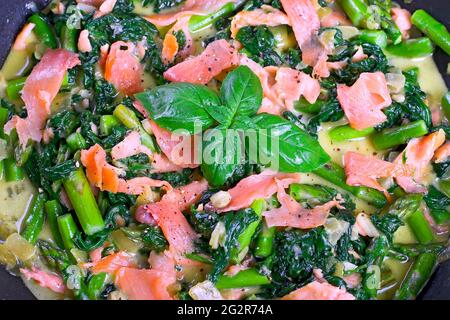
left=209, top=208, right=259, bottom=282
left=141, top=0, right=185, bottom=13
left=142, top=226, right=169, bottom=252
left=260, top=228, right=334, bottom=297
left=236, top=25, right=283, bottom=67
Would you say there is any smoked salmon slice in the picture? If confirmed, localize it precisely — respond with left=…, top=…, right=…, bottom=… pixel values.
left=4, top=49, right=80, bottom=147
left=239, top=57, right=320, bottom=114
left=115, top=267, right=175, bottom=300
left=230, top=5, right=290, bottom=39
left=163, top=39, right=240, bottom=84
left=391, top=8, right=412, bottom=39
left=90, top=251, right=136, bottom=275
left=395, top=130, right=446, bottom=193
left=104, top=41, right=143, bottom=96
left=337, top=72, right=392, bottom=130
left=434, top=141, right=450, bottom=163
left=344, top=151, right=409, bottom=196
left=281, top=281, right=355, bottom=300
left=162, top=15, right=194, bottom=65
left=212, top=170, right=301, bottom=213
left=80, top=144, right=172, bottom=194
left=111, top=131, right=152, bottom=161
left=280, top=0, right=330, bottom=78
left=263, top=179, right=343, bottom=229
left=20, top=267, right=66, bottom=294
left=135, top=180, right=208, bottom=259
left=149, top=120, right=199, bottom=168
left=274, top=67, right=321, bottom=110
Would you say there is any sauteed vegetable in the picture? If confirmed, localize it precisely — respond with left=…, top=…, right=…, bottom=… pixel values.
left=0, top=0, right=449, bottom=300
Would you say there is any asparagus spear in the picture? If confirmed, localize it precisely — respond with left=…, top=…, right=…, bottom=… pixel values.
left=254, top=222, right=275, bottom=258
left=28, top=13, right=58, bottom=49
left=338, top=0, right=371, bottom=28
left=215, top=268, right=270, bottom=289
left=358, top=30, right=388, bottom=48
left=66, top=132, right=87, bottom=152
left=328, top=125, right=374, bottom=142
left=189, top=2, right=238, bottom=34
left=62, top=168, right=104, bottom=235
left=442, top=92, right=450, bottom=121
left=394, top=252, right=438, bottom=300
left=229, top=199, right=265, bottom=264
left=44, top=200, right=65, bottom=249
left=411, top=9, right=450, bottom=56
left=99, top=115, right=121, bottom=136
left=113, top=104, right=157, bottom=152
left=6, top=73, right=70, bottom=101
left=313, top=162, right=387, bottom=208
left=385, top=37, right=434, bottom=58
left=407, top=210, right=434, bottom=244
left=60, top=25, right=78, bottom=52
left=371, top=120, right=428, bottom=150
left=58, top=214, right=79, bottom=250
left=21, top=193, right=46, bottom=244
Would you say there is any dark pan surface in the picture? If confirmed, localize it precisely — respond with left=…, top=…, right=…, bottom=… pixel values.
left=0, top=0, right=449, bottom=300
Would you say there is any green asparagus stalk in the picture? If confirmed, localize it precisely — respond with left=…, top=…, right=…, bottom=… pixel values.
left=313, top=162, right=387, bottom=207
left=86, top=272, right=109, bottom=300
left=394, top=252, right=438, bottom=300
left=37, top=239, right=72, bottom=271
left=385, top=37, right=434, bottom=58
left=28, top=13, right=58, bottom=49
left=189, top=2, right=239, bottom=33
left=386, top=194, right=422, bottom=219
left=6, top=73, right=70, bottom=100
left=113, top=104, right=157, bottom=152
left=411, top=9, right=450, bottom=56
left=4, top=157, right=24, bottom=181
left=21, top=193, right=46, bottom=244
left=215, top=268, right=270, bottom=289
left=337, top=0, right=370, bottom=28
left=57, top=214, right=79, bottom=250
left=371, top=120, right=428, bottom=150
left=66, top=132, right=87, bottom=152
left=254, top=222, right=275, bottom=258
left=358, top=30, right=388, bottom=48
left=407, top=210, right=434, bottom=244
left=62, top=168, right=104, bottom=235
left=289, top=183, right=332, bottom=203
left=99, top=115, right=121, bottom=136
left=229, top=199, right=265, bottom=264
left=442, top=92, right=450, bottom=121
left=328, top=125, right=374, bottom=142
left=60, top=25, right=78, bottom=52
left=44, top=200, right=65, bottom=248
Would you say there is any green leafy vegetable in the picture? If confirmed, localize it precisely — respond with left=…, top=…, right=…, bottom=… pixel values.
left=252, top=113, right=330, bottom=172
left=136, top=83, right=218, bottom=134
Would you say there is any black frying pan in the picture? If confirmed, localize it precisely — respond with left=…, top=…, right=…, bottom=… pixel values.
left=0, top=0, right=449, bottom=300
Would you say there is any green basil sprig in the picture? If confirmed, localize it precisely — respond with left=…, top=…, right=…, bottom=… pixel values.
left=136, top=66, right=329, bottom=186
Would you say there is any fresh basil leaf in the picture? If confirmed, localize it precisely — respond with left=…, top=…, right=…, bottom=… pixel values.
left=135, top=83, right=218, bottom=134
left=252, top=113, right=330, bottom=172
left=206, top=66, right=262, bottom=127
left=201, top=127, right=245, bottom=187
left=230, top=115, right=259, bottom=130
